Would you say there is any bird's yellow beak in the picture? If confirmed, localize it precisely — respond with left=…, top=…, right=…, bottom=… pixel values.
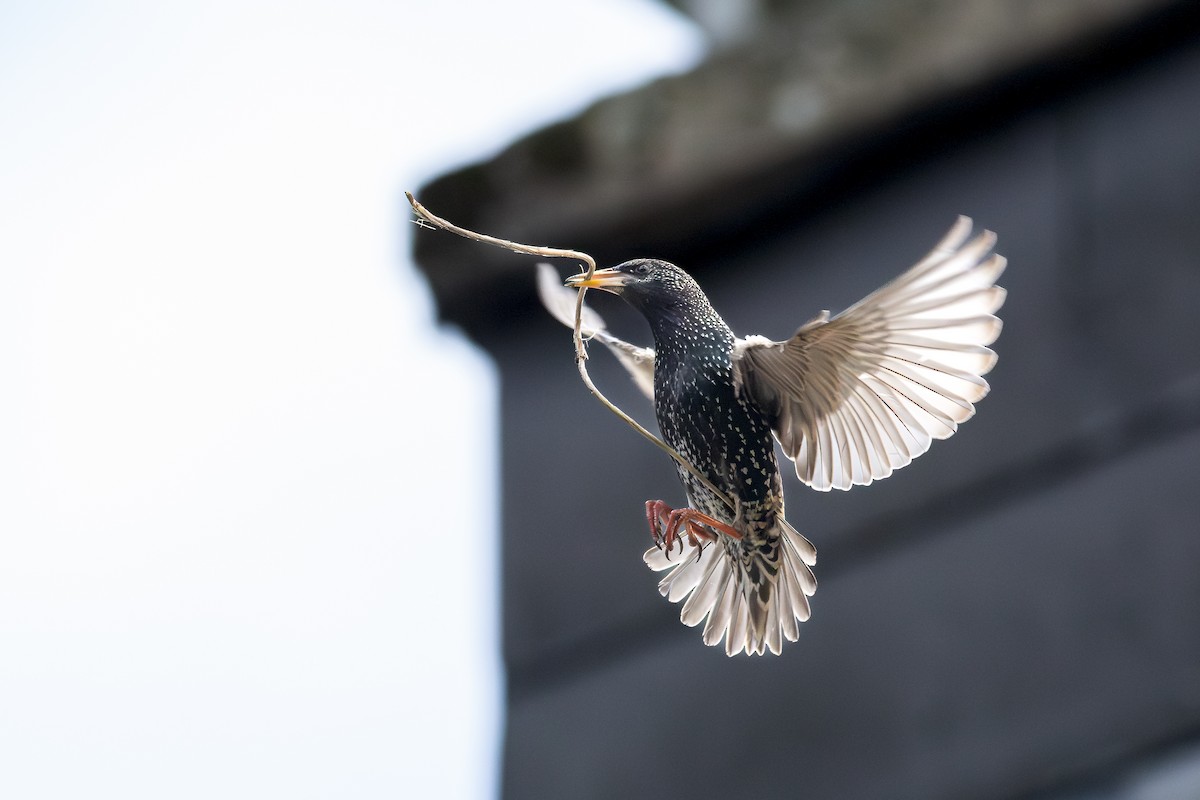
left=564, top=267, right=628, bottom=292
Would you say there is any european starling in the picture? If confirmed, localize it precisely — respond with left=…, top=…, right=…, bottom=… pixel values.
left=538, top=217, right=1005, bottom=656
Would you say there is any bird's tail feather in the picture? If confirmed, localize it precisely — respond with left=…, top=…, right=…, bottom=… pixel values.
left=644, top=519, right=816, bottom=655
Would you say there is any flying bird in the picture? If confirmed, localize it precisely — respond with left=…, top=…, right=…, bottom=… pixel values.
left=537, top=217, right=1005, bottom=656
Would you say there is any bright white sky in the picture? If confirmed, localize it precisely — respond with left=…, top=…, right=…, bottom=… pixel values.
left=0, top=2, right=702, bottom=797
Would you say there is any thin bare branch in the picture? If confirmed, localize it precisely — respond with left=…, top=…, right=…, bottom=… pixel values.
left=405, top=191, right=735, bottom=512
left=406, top=192, right=596, bottom=271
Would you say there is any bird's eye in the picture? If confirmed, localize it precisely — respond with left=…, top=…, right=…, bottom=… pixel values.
left=632, top=263, right=651, bottom=276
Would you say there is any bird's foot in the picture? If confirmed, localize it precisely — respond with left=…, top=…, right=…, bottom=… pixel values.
left=645, top=500, right=742, bottom=561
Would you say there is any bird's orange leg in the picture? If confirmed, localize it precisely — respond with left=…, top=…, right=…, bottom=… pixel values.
left=645, top=500, right=742, bottom=559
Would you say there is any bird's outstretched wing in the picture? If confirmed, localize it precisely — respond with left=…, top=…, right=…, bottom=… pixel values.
left=535, top=263, right=656, bottom=399
left=732, top=217, right=1006, bottom=491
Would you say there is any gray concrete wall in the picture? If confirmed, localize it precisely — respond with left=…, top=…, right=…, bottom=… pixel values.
left=482, top=36, right=1200, bottom=800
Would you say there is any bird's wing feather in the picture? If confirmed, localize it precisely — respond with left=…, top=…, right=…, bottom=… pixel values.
left=535, top=263, right=656, bottom=399
left=732, top=217, right=1006, bottom=491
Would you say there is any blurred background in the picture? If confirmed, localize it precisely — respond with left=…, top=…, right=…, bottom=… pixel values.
left=412, top=1, right=1200, bottom=799
left=5, top=1, right=1200, bottom=799
left=0, top=1, right=701, bottom=798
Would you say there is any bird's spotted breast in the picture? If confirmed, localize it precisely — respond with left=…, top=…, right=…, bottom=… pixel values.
left=652, top=324, right=783, bottom=531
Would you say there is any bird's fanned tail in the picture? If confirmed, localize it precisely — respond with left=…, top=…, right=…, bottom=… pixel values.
left=644, top=519, right=817, bottom=656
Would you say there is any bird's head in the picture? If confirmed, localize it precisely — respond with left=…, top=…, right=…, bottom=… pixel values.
left=564, top=259, right=703, bottom=317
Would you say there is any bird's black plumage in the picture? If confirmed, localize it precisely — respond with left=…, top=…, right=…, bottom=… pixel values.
left=566, top=258, right=816, bottom=655
left=617, top=260, right=777, bottom=502
left=622, top=260, right=793, bottom=637
left=547, top=218, right=1006, bottom=655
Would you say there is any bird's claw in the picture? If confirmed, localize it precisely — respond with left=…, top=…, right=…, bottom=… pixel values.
left=644, top=500, right=742, bottom=562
